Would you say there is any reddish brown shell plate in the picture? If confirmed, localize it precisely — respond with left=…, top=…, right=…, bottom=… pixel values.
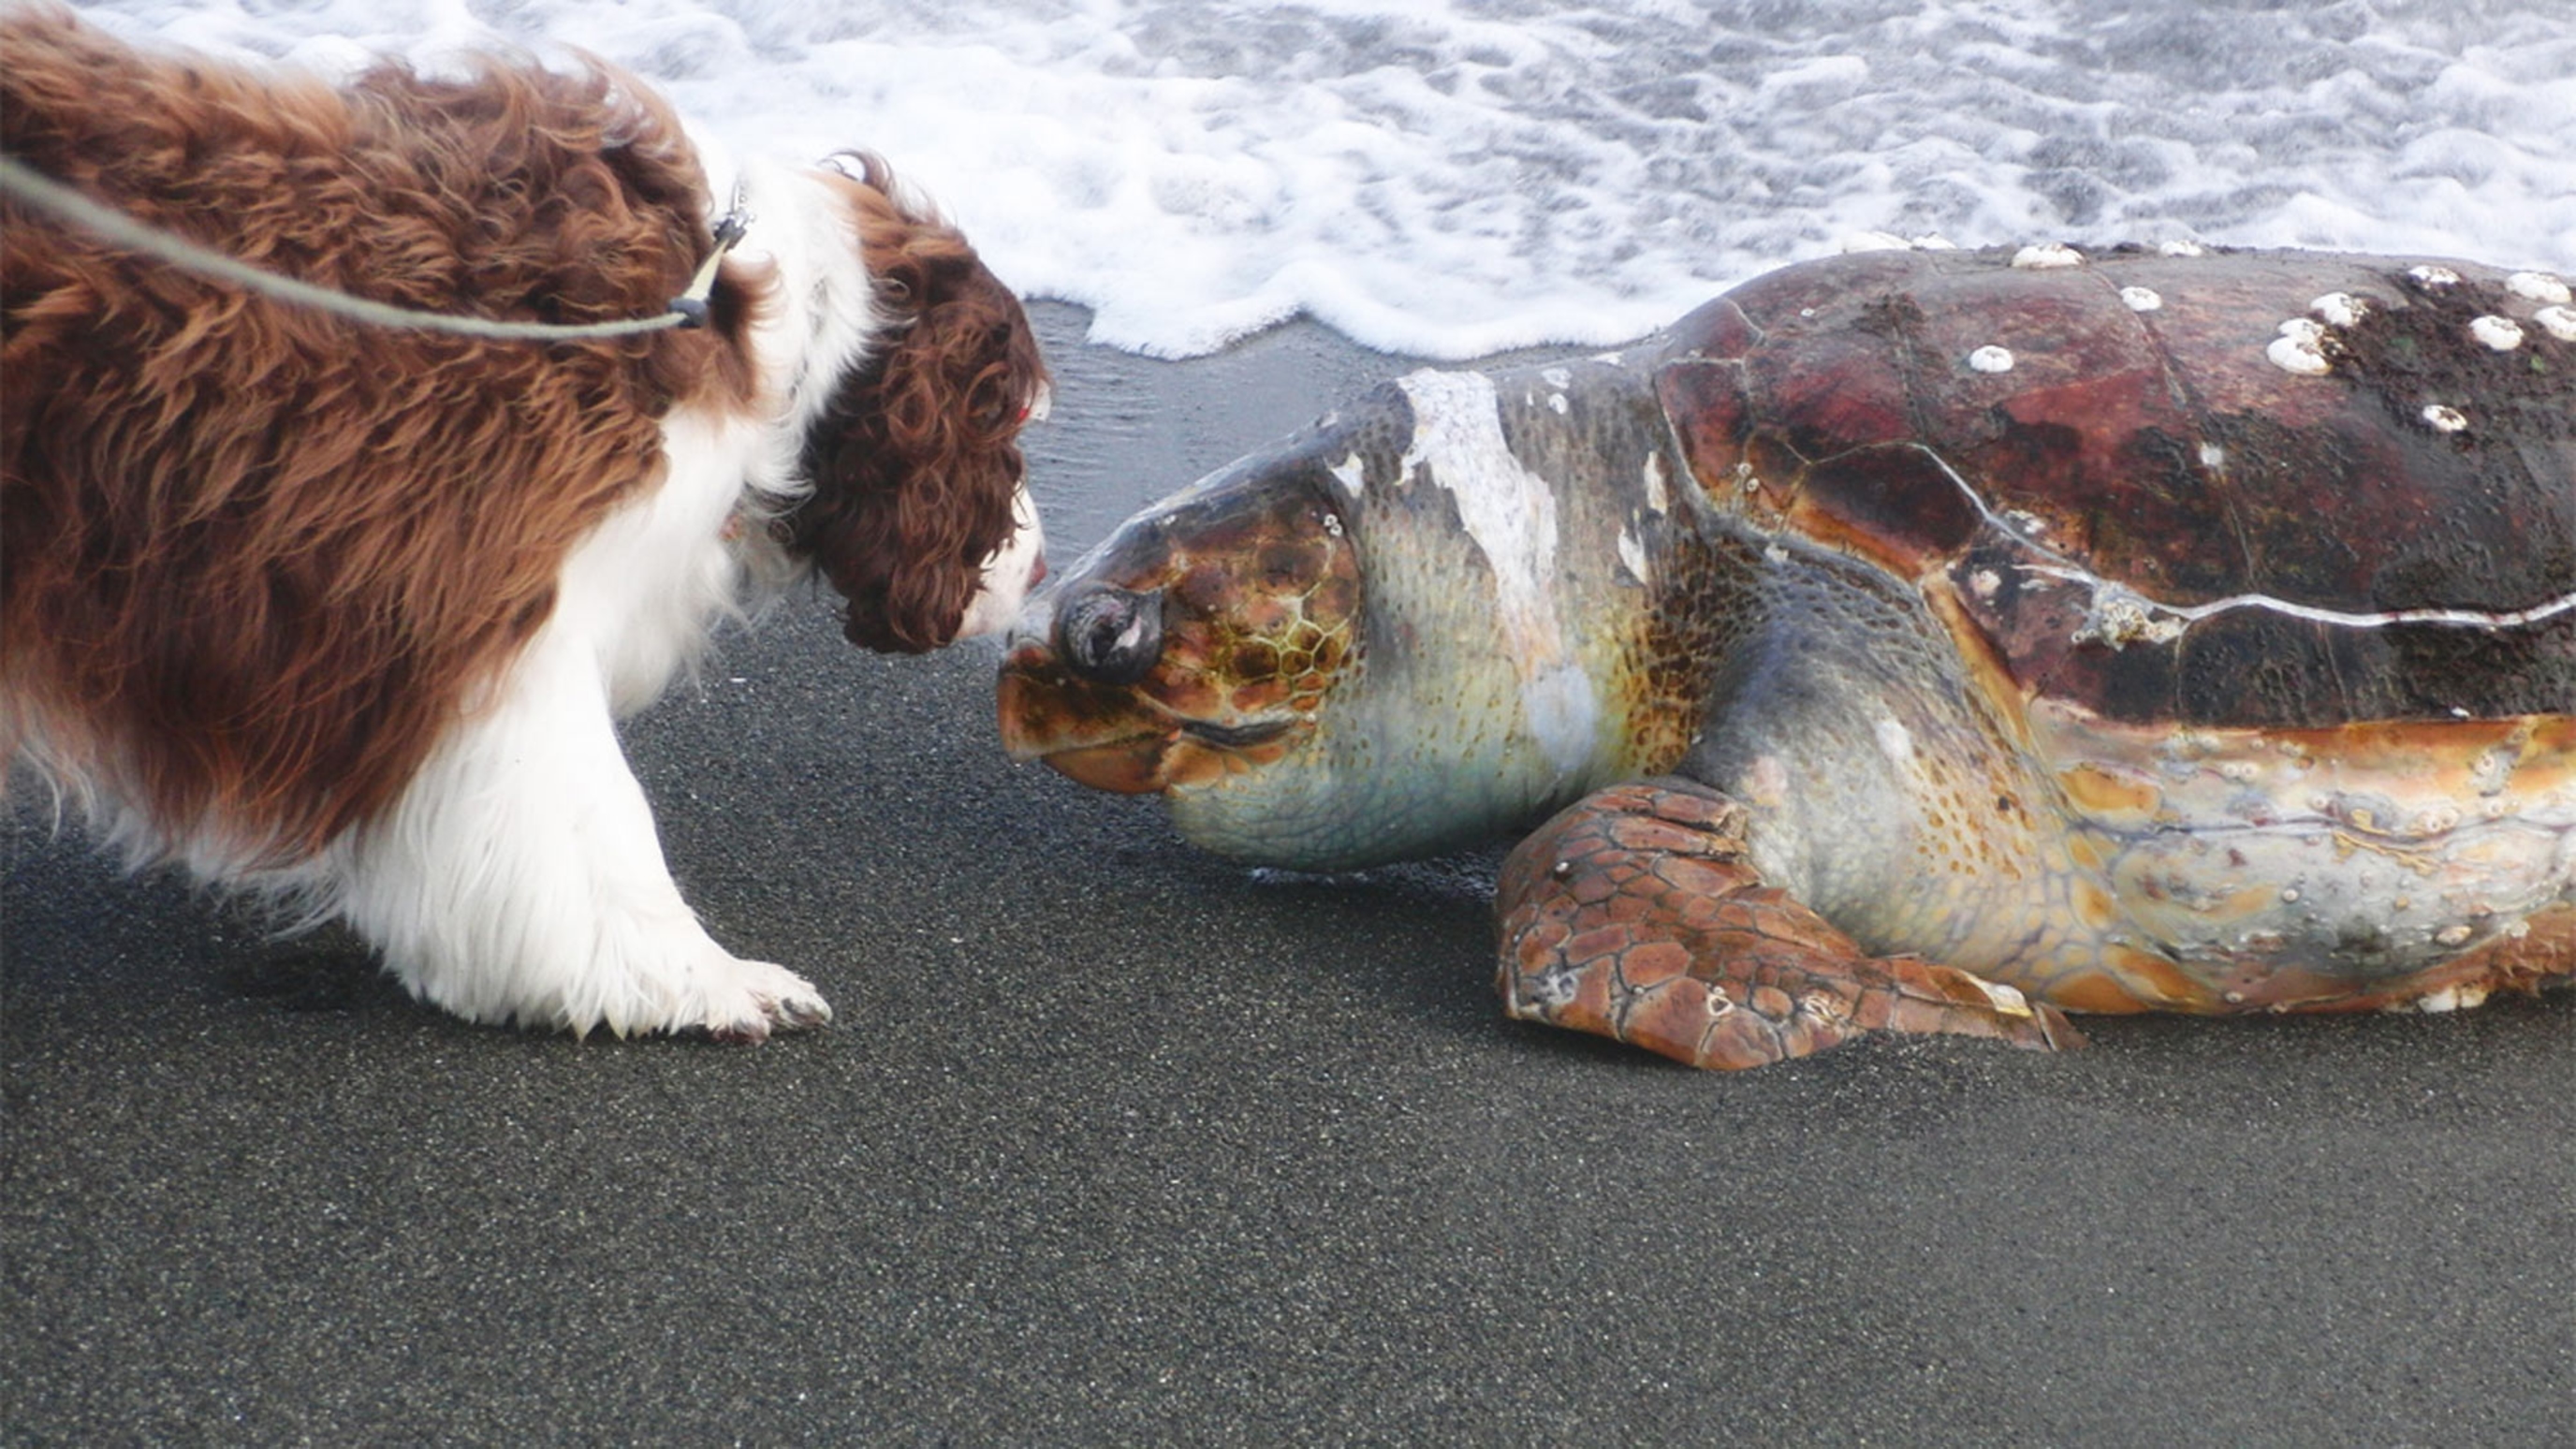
left=1655, top=247, right=2575, bottom=728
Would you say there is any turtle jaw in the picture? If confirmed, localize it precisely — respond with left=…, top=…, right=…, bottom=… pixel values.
left=995, top=642, right=1169, bottom=791
left=1002, top=717, right=1312, bottom=798
left=997, top=645, right=1310, bottom=795
left=1017, top=732, right=1177, bottom=795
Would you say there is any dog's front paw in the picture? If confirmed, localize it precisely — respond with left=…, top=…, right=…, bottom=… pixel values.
left=560, top=950, right=835, bottom=1043
left=695, top=958, right=834, bottom=1044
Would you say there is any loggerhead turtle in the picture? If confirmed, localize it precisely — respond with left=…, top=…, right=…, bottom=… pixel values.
left=999, top=244, right=2576, bottom=1069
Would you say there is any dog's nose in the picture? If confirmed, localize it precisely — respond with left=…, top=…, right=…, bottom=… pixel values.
left=1054, top=581, right=1161, bottom=686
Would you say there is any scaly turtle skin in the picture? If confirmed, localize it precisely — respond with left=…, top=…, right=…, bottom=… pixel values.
left=1001, top=245, right=2576, bottom=1069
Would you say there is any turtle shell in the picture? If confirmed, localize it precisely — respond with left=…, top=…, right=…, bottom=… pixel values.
left=1654, top=246, right=2576, bottom=728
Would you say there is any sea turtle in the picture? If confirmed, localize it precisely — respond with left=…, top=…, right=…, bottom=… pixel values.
left=999, top=244, right=2576, bottom=1069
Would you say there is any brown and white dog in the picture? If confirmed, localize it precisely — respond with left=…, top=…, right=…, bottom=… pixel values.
left=0, top=9, right=1048, bottom=1038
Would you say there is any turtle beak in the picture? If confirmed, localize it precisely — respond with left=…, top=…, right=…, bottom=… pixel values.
left=1016, top=729, right=1178, bottom=793
left=995, top=655, right=1180, bottom=791
left=996, top=606, right=1182, bottom=790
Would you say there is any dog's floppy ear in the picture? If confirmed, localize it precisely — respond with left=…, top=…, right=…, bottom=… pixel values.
left=785, top=154, right=1046, bottom=653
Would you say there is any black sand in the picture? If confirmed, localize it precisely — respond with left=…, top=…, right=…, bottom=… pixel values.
left=6, top=303, right=2570, bottom=1443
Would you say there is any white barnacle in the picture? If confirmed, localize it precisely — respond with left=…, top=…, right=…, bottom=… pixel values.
left=1874, top=716, right=1916, bottom=764
left=1796, top=991, right=1851, bottom=1028
left=2398, top=986, right=2454, bottom=1014
left=2408, top=264, right=2462, bottom=289
left=2308, top=292, right=2368, bottom=327
left=1969, top=977, right=2034, bottom=1018
left=2413, top=803, right=2461, bottom=835
left=2266, top=331, right=2332, bottom=376
left=2421, top=403, right=2469, bottom=433
left=2161, top=728, right=2218, bottom=761
left=2119, top=285, right=2163, bottom=312
left=2072, top=584, right=2188, bottom=649
left=1617, top=524, right=1650, bottom=586
left=1523, top=965, right=1580, bottom=1009
left=2198, top=442, right=2227, bottom=470
left=1969, top=567, right=2002, bottom=600
left=1547, top=393, right=1570, bottom=415
left=2470, top=745, right=2517, bottom=796
left=2468, top=315, right=2525, bottom=351
left=2506, top=271, right=2572, bottom=305
left=2534, top=305, right=2576, bottom=342
left=2012, top=242, right=2085, bottom=270
left=1968, top=344, right=2015, bottom=373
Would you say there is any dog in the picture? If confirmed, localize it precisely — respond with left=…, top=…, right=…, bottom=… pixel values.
left=1, top=9, right=1049, bottom=1039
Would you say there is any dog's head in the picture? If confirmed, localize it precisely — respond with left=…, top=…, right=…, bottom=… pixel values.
left=778, top=154, right=1049, bottom=654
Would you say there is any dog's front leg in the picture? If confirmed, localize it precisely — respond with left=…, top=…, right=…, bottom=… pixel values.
left=324, top=619, right=829, bottom=1041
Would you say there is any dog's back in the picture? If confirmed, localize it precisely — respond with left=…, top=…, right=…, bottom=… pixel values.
left=1, top=7, right=751, bottom=866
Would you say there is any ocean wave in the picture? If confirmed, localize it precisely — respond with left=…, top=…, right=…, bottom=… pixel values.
left=66, top=0, right=2576, bottom=359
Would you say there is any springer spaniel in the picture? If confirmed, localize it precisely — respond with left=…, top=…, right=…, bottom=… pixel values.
left=1, top=10, right=1048, bottom=1039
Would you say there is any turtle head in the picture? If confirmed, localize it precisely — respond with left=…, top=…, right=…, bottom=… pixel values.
left=1001, top=358, right=1680, bottom=871
left=996, top=433, right=1364, bottom=800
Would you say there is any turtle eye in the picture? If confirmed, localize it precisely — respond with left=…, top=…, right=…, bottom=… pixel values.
left=1056, top=582, right=1163, bottom=686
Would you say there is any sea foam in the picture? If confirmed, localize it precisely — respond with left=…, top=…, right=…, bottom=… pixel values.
left=64, top=0, right=2576, bottom=359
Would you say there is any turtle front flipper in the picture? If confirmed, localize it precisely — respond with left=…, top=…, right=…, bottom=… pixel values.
left=1497, top=778, right=2084, bottom=1070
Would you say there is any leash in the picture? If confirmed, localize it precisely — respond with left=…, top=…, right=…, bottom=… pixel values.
left=0, top=153, right=750, bottom=340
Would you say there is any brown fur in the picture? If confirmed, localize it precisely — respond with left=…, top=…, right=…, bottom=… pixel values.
left=793, top=157, right=1048, bottom=652
left=0, top=9, right=1046, bottom=869
left=2, top=9, right=753, bottom=864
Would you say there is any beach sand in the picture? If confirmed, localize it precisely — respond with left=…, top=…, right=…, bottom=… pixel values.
left=6, top=303, right=2570, bottom=1442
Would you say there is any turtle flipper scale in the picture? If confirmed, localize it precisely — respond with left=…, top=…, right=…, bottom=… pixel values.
left=1496, top=778, right=2084, bottom=1069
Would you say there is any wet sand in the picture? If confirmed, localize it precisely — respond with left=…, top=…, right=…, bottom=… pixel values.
left=6, top=302, right=2570, bottom=1443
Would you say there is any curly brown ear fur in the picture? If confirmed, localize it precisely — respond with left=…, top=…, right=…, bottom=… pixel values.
left=785, top=155, right=1046, bottom=653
